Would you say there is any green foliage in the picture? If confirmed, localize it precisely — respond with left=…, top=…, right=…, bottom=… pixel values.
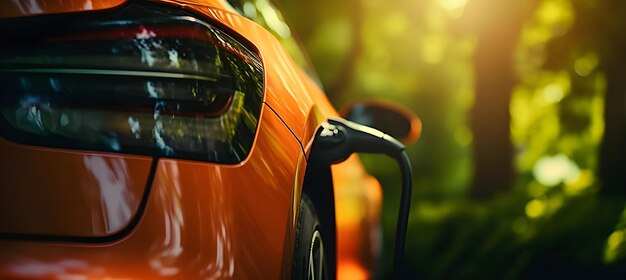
left=275, top=0, right=625, bottom=277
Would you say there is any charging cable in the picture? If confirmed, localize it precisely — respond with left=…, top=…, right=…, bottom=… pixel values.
left=310, top=117, right=413, bottom=279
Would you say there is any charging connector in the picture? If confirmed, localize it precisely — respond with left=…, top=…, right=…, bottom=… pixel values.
left=310, top=117, right=413, bottom=279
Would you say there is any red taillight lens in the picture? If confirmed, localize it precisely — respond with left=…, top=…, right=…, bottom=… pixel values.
left=0, top=4, right=264, bottom=163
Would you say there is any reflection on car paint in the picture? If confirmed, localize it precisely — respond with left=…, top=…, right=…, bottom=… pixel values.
left=83, top=156, right=138, bottom=234
left=148, top=162, right=185, bottom=276
left=11, top=1, right=43, bottom=14
left=7, top=258, right=103, bottom=278
left=0, top=139, right=151, bottom=237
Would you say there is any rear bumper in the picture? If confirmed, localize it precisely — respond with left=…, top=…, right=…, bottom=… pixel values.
left=0, top=107, right=303, bottom=279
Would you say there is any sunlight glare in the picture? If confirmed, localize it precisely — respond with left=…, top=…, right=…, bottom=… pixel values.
left=532, top=154, right=580, bottom=187
left=440, top=0, right=467, bottom=11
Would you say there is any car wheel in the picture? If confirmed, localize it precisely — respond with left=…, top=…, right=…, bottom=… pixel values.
left=292, top=193, right=329, bottom=280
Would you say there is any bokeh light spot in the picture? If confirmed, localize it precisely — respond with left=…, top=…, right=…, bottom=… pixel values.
left=537, top=0, right=564, bottom=25
left=608, top=231, right=624, bottom=250
left=526, top=199, right=547, bottom=218
left=533, top=154, right=580, bottom=187
left=543, top=83, right=564, bottom=104
left=256, top=0, right=291, bottom=38
left=536, top=0, right=574, bottom=35
left=564, top=169, right=593, bottom=195
left=605, top=230, right=626, bottom=263
left=574, top=52, right=599, bottom=77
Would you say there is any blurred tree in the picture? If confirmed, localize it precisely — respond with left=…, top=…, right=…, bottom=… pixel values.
left=276, top=0, right=362, bottom=101
left=463, top=0, right=538, bottom=199
left=544, top=0, right=626, bottom=195
left=324, top=0, right=362, bottom=99
left=596, top=1, right=626, bottom=196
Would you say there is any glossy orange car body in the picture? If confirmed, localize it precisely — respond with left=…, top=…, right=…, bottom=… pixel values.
left=0, top=0, right=383, bottom=279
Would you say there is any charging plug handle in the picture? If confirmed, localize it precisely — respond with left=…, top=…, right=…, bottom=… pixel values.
left=310, top=117, right=413, bottom=279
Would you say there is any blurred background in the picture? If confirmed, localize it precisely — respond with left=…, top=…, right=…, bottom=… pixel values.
left=241, top=0, right=625, bottom=278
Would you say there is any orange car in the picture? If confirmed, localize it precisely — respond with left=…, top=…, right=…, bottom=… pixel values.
left=0, top=1, right=420, bottom=279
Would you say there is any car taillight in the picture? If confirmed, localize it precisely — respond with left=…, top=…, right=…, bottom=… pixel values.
left=0, top=4, right=264, bottom=163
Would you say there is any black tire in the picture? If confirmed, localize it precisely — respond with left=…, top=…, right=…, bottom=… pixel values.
left=292, top=193, right=329, bottom=280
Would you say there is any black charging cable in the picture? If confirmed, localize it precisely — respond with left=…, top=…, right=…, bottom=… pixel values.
left=393, top=151, right=412, bottom=278
left=310, top=118, right=413, bottom=279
